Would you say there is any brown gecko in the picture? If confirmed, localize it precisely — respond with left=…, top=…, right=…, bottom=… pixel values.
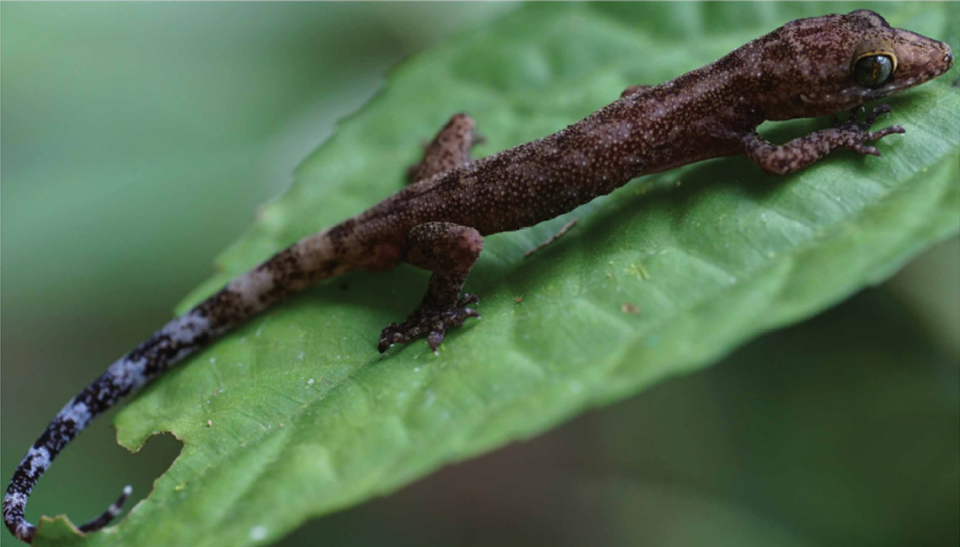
left=4, top=9, right=953, bottom=543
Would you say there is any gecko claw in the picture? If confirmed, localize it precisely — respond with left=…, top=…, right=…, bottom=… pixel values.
left=378, top=295, right=480, bottom=353
left=835, top=104, right=891, bottom=130
left=77, top=485, right=132, bottom=534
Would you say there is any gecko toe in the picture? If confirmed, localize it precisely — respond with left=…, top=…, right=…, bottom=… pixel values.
left=834, top=105, right=903, bottom=155
left=864, top=104, right=892, bottom=128
left=868, top=125, right=905, bottom=139
left=378, top=298, right=481, bottom=353
left=457, top=293, right=480, bottom=307
left=428, top=331, right=444, bottom=351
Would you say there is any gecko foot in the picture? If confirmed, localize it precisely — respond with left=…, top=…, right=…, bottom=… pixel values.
left=378, top=294, right=480, bottom=353
left=833, top=104, right=905, bottom=156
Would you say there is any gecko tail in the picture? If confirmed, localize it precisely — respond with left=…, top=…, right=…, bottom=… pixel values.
left=4, top=229, right=350, bottom=543
left=77, top=485, right=132, bottom=534
left=2, top=301, right=227, bottom=543
left=2, top=311, right=215, bottom=543
left=5, top=483, right=133, bottom=543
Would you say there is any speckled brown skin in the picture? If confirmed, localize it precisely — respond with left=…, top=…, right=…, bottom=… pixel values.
left=4, top=10, right=954, bottom=543
left=350, top=9, right=954, bottom=350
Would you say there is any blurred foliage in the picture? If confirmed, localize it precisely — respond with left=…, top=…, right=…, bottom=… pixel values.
left=2, top=3, right=957, bottom=547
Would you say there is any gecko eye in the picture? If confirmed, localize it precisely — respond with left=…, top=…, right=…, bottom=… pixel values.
left=852, top=53, right=895, bottom=88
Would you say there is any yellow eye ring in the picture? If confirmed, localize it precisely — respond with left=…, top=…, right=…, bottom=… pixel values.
left=852, top=50, right=898, bottom=74
left=851, top=50, right=898, bottom=88
left=850, top=50, right=897, bottom=88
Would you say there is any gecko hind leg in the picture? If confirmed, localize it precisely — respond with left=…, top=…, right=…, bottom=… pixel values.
left=406, top=113, right=481, bottom=183
left=378, top=222, right=483, bottom=353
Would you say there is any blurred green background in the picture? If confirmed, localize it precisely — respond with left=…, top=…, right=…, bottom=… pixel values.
left=2, top=3, right=957, bottom=547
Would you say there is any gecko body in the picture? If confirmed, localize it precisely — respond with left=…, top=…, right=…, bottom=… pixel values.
left=5, top=10, right=953, bottom=543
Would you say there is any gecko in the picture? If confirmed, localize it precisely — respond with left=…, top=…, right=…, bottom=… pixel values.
left=4, top=9, right=953, bottom=543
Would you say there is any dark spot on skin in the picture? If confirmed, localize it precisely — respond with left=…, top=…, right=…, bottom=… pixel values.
left=327, top=220, right=355, bottom=243
left=953, top=79, right=959, bottom=88
left=318, top=260, right=340, bottom=278
left=196, top=288, right=254, bottom=328
left=326, top=220, right=358, bottom=256
left=340, top=283, right=349, bottom=291
left=257, top=247, right=298, bottom=277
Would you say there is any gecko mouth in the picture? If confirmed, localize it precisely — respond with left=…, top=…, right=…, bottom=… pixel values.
left=799, top=78, right=925, bottom=106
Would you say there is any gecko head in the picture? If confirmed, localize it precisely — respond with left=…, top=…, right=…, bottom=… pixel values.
left=756, top=9, right=953, bottom=120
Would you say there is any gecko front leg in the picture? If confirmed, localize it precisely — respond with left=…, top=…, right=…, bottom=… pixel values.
left=378, top=222, right=483, bottom=353
left=406, top=113, right=481, bottom=183
left=742, top=104, right=905, bottom=175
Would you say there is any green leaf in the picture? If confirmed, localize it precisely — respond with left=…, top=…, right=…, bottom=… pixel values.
left=36, top=3, right=959, bottom=546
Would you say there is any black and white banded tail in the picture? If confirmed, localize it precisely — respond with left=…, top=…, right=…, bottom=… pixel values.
left=4, top=230, right=348, bottom=543
left=2, top=309, right=228, bottom=542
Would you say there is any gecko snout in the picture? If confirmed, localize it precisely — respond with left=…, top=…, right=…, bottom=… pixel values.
left=942, top=43, right=954, bottom=71
left=886, top=33, right=956, bottom=89
left=926, top=39, right=954, bottom=73
left=929, top=40, right=953, bottom=78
